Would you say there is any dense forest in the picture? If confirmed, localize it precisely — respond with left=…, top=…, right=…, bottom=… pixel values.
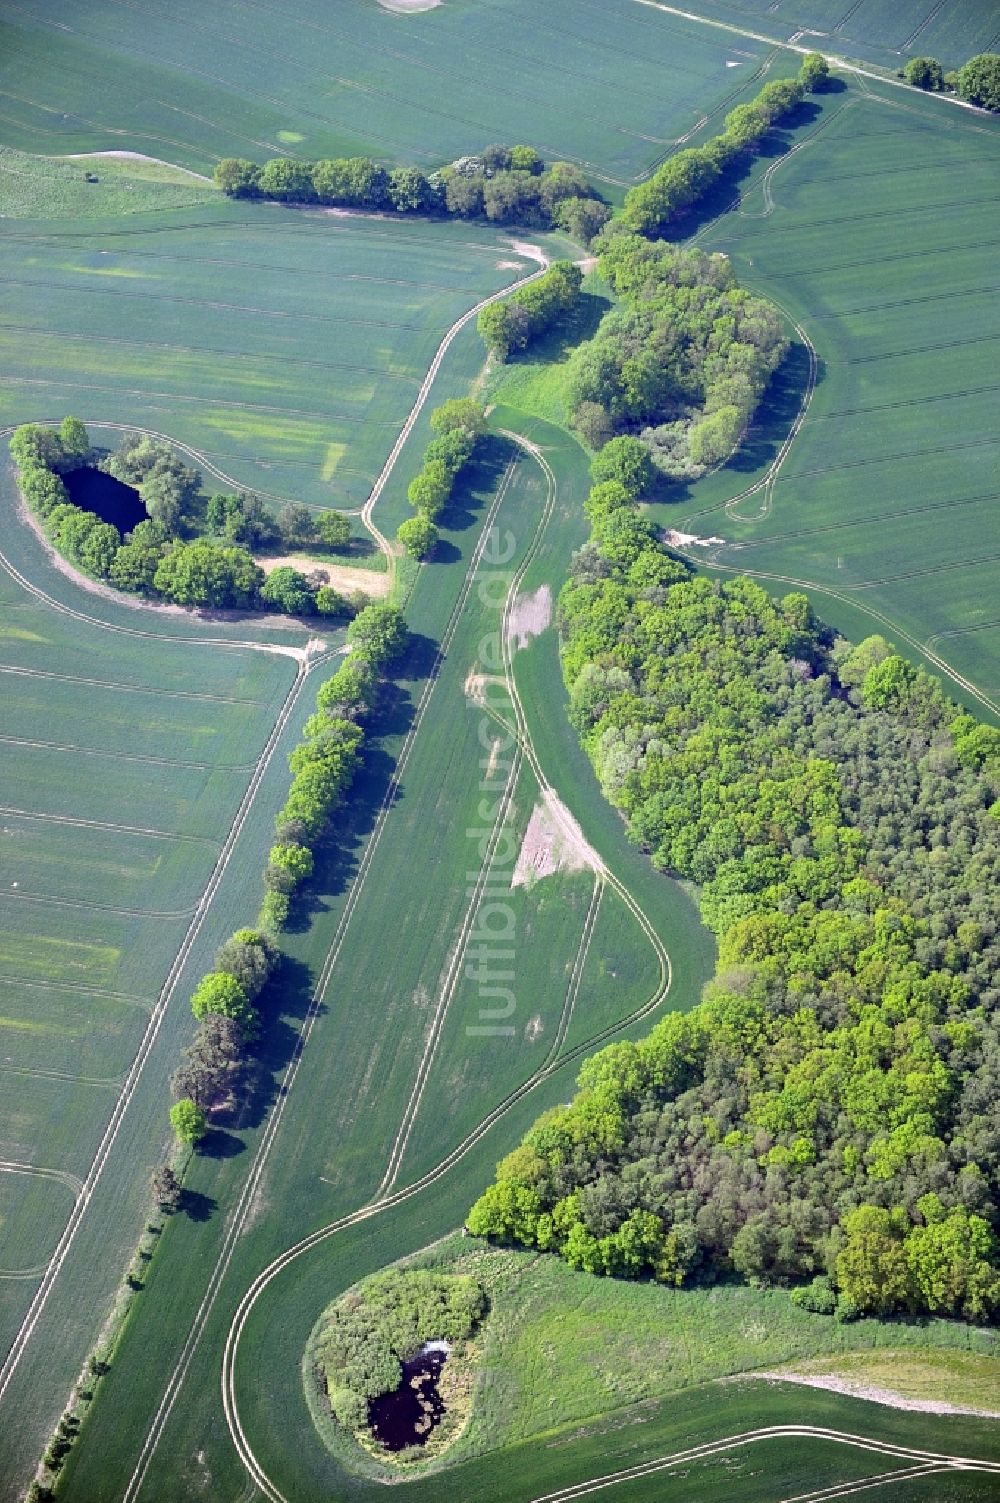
left=566, top=232, right=788, bottom=471
left=468, top=471, right=1000, bottom=1321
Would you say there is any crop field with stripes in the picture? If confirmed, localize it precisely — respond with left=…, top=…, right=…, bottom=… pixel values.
left=671, top=0, right=1000, bottom=70
left=0, top=0, right=784, bottom=187
left=672, top=76, right=1000, bottom=712
left=0, top=512, right=299, bottom=1375
left=0, top=205, right=540, bottom=512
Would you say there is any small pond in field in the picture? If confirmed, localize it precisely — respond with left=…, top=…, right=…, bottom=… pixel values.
left=63, top=467, right=146, bottom=532
left=367, top=1341, right=449, bottom=1451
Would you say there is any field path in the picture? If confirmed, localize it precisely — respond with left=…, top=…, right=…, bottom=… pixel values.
left=524, top=1422, right=1000, bottom=1501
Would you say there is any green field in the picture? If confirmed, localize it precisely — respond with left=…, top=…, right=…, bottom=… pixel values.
left=0, top=482, right=307, bottom=1418
left=626, top=74, right=1000, bottom=713
left=653, top=0, right=1000, bottom=70
left=0, top=0, right=781, bottom=185
left=0, top=203, right=545, bottom=512
left=0, top=6, right=998, bottom=1503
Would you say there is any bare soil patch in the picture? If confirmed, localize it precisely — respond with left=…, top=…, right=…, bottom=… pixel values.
left=506, top=583, right=551, bottom=652
left=256, top=553, right=390, bottom=598
left=511, top=791, right=602, bottom=889
left=377, top=0, right=440, bottom=10
left=753, top=1370, right=1000, bottom=1419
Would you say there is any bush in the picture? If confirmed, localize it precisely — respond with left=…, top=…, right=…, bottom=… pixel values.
left=903, top=56, right=944, bottom=90
left=265, top=841, right=315, bottom=893
left=790, top=1276, right=837, bottom=1314
left=260, top=565, right=315, bottom=615
left=347, top=603, right=408, bottom=668
left=316, top=509, right=351, bottom=550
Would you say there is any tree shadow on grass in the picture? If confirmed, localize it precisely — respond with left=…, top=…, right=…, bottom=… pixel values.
left=179, top=1187, right=217, bottom=1223
left=198, top=1127, right=245, bottom=1160
left=677, top=103, right=823, bottom=240
left=438, top=433, right=516, bottom=534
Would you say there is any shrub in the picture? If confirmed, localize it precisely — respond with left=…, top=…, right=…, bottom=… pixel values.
left=790, top=1276, right=837, bottom=1314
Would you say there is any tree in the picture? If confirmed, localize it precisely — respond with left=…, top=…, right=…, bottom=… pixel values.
left=903, top=56, right=944, bottom=90
left=407, top=460, right=453, bottom=517
left=79, top=520, right=122, bottom=578
left=555, top=196, right=611, bottom=245
left=444, top=174, right=484, bottom=217
left=430, top=399, right=487, bottom=439
left=510, top=144, right=543, bottom=174
left=214, top=158, right=261, bottom=196
left=190, top=972, right=254, bottom=1025
left=397, top=514, right=438, bottom=559
left=153, top=541, right=263, bottom=608
left=689, top=405, right=743, bottom=467
left=215, top=928, right=275, bottom=999
left=58, top=416, right=90, bottom=467
left=315, top=585, right=349, bottom=616
left=387, top=166, right=432, bottom=213
left=10, top=423, right=63, bottom=471
left=169, top=1099, right=207, bottom=1145
left=260, top=565, right=315, bottom=615
left=800, top=52, right=830, bottom=91
left=110, top=534, right=164, bottom=594
left=346, top=602, right=407, bottom=667
left=258, top=158, right=315, bottom=201
left=957, top=53, right=1000, bottom=110
left=424, top=428, right=476, bottom=475
left=836, top=1206, right=912, bottom=1315
left=589, top=435, right=653, bottom=498
left=265, top=841, right=314, bottom=893
left=151, top=1164, right=183, bottom=1213
left=315, top=509, right=351, bottom=550
left=140, top=471, right=186, bottom=532
left=278, top=501, right=316, bottom=549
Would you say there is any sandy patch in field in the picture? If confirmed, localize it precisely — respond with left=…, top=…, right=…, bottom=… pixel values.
left=509, top=239, right=548, bottom=266
left=495, top=259, right=523, bottom=270
left=256, top=553, right=390, bottom=598
left=752, top=1371, right=1000, bottom=1419
left=463, top=670, right=506, bottom=707
left=506, top=583, right=552, bottom=651
left=663, top=528, right=725, bottom=548
left=511, top=790, right=602, bottom=889
left=377, top=0, right=439, bottom=10
left=61, top=151, right=212, bottom=182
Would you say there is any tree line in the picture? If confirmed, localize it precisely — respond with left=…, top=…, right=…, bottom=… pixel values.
left=396, top=397, right=488, bottom=559
left=467, top=457, right=1000, bottom=1322
left=169, top=601, right=408, bottom=1148
left=621, top=54, right=828, bottom=238
left=477, top=260, right=583, bottom=362
left=9, top=422, right=363, bottom=618
left=215, top=143, right=609, bottom=236
left=900, top=51, right=1000, bottom=108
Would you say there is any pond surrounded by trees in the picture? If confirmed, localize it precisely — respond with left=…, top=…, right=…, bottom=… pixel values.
left=63, top=466, right=146, bottom=532
left=367, top=1341, right=448, bottom=1451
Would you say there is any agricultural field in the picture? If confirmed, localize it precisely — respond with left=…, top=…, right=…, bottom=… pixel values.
left=666, top=74, right=1000, bottom=711
left=0, top=484, right=306, bottom=1455
left=657, top=0, right=1000, bottom=71
left=0, top=3, right=999, bottom=1503
left=0, top=0, right=777, bottom=185
left=0, top=202, right=544, bottom=512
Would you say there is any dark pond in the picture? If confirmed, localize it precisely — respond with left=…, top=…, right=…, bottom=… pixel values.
left=63, top=467, right=146, bottom=532
left=367, top=1344, right=448, bottom=1451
